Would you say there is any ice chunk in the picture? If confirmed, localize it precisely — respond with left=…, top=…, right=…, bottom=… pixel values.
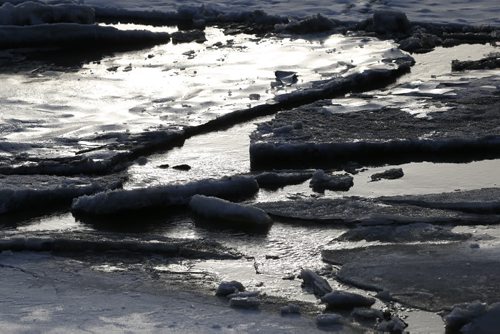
left=382, top=188, right=500, bottom=214
left=309, top=170, right=354, bottom=192
left=370, top=168, right=404, bottom=181
left=71, top=176, right=259, bottom=216
left=461, top=303, right=500, bottom=334
left=171, top=29, right=206, bottom=44
left=337, top=223, right=470, bottom=243
left=189, top=195, right=273, bottom=229
left=0, top=231, right=240, bottom=259
left=323, top=243, right=500, bottom=311
left=255, top=171, right=312, bottom=190
left=321, top=291, right=376, bottom=309
left=299, top=269, right=332, bottom=298
left=452, top=53, right=500, bottom=71
left=257, top=197, right=498, bottom=226
left=0, top=174, right=124, bottom=215
left=444, top=302, right=488, bottom=332
left=275, top=70, right=298, bottom=86
left=216, top=280, right=245, bottom=296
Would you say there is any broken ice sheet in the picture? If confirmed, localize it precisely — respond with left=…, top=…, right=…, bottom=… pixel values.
left=0, top=26, right=407, bottom=168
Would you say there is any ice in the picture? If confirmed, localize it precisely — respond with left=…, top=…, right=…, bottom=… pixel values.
left=337, top=223, right=470, bottom=243
left=309, top=170, right=354, bottom=192
left=461, top=303, right=500, bottom=334
left=0, top=231, right=240, bottom=259
left=370, top=168, right=404, bottom=181
left=0, top=1, right=95, bottom=25
left=215, top=280, right=245, bottom=296
left=0, top=252, right=326, bottom=333
left=0, top=27, right=411, bottom=175
left=250, top=76, right=500, bottom=169
left=71, top=176, right=259, bottom=216
left=0, top=174, right=124, bottom=215
left=444, top=302, right=488, bottom=332
left=299, top=269, right=332, bottom=298
left=189, top=195, right=273, bottom=229
left=382, top=188, right=500, bottom=214
left=322, top=243, right=500, bottom=311
left=321, top=291, right=375, bottom=309
left=256, top=198, right=499, bottom=226
left=255, top=171, right=312, bottom=190
left=0, top=22, right=170, bottom=49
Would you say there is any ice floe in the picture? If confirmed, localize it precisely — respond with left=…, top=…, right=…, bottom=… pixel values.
left=0, top=173, right=124, bottom=215
left=382, top=187, right=500, bottom=214
left=71, top=176, right=259, bottom=216
left=250, top=76, right=500, bottom=169
left=0, top=231, right=241, bottom=259
left=321, top=291, right=375, bottom=309
left=336, top=223, right=470, bottom=243
left=322, top=243, right=500, bottom=311
left=256, top=197, right=500, bottom=226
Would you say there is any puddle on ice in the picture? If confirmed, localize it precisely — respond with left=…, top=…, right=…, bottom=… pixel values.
left=400, top=44, right=499, bottom=83
left=257, top=159, right=500, bottom=202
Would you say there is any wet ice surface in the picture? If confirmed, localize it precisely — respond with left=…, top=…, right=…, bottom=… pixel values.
left=0, top=252, right=333, bottom=334
left=0, top=25, right=403, bottom=168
